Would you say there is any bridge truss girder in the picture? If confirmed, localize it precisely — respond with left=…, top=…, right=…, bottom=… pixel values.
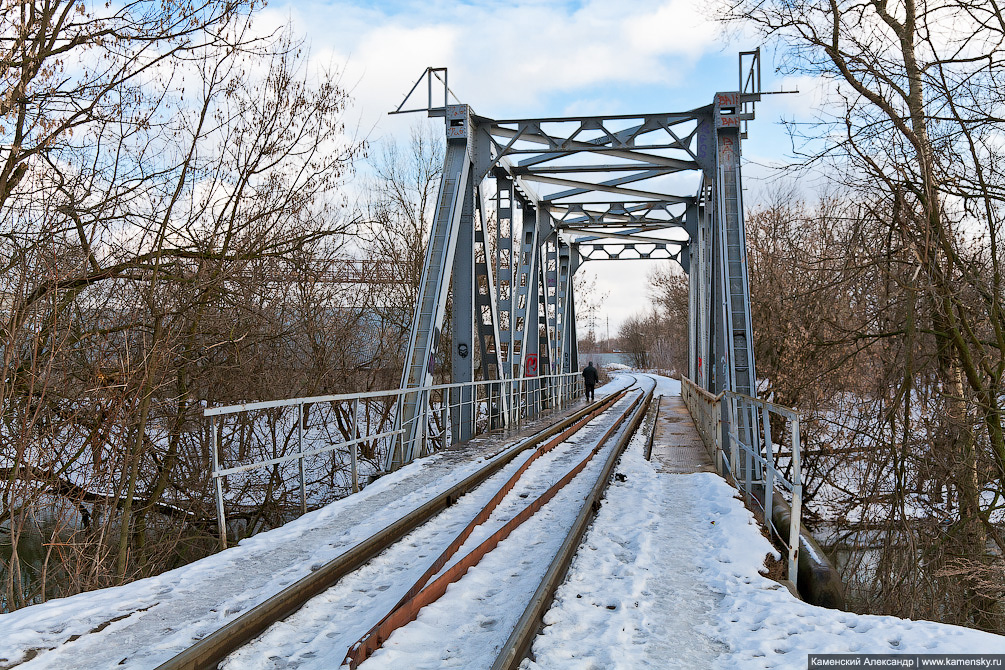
left=388, top=64, right=763, bottom=475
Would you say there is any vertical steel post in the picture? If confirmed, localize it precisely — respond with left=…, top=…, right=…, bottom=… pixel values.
left=728, top=396, right=740, bottom=484
left=762, top=404, right=774, bottom=536
left=567, top=251, right=580, bottom=378
left=422, top=394, right=429, bottom=456
left=398, top=107, right=472, bottom=465
left=495, top=173, right=516, bottom=381
left=298, top=403, right=306, bottom=514
left=441, top=394, right=448, bottom=448
left=744, top=402, right=752, bottom=501
left=212, top=416, right=227, bottom=550
left=685, top=201, right=699, bottom=383
left=789, top=415, right=802, bottom=589
left=351, top=398, right=359, bottom=493
left=712, top=92, right=758, bottom=483
left=452, top=167, right=477, bottom=444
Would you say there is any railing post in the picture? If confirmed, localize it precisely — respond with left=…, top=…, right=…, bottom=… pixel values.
left=742, top=399, right=752, bottom=502
left=441, top=393, right=448, bottom=448
left=298, top=403, right=306, bottom=514
left=714, top=397, right=723, bottom=475
left=212, top=416, right=227, bottom=551
left=422, top=393, right=429, bottom=457
left=351, top=398, right=359, bottom=493
left=761, top=404, right=774, bottom=537
left=788, top=414, right=802, bottom=589
left=515, top=379, right=522, bottom=427
left=728, top=396, right=740, bottom=485
left=389, top=393, right=404, bottom=472
left=511, top=379, right=517, bottom=427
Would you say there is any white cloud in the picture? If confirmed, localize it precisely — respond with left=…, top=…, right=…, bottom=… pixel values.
left=260, top=0, right=747, bottom=329
left=271, top=0, right=723, bottom=120
left=622, top=0, right=721, bottom=60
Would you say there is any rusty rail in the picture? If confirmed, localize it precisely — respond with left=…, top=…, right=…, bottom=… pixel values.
left=491, top=380, right=655, bottom=670
left=344, top=388, right=634, bottom=666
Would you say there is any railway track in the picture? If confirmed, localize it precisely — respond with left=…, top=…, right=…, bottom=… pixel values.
left=156, top=375, right=655, bottom=670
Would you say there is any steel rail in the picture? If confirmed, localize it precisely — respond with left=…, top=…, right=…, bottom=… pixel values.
left=344, top=386, right=641, bottom=667
left=153, top=389, right=629, bottom=670
left=492, top=377, right=656, bottom=670
left=645, top=394, right=663, bottom=461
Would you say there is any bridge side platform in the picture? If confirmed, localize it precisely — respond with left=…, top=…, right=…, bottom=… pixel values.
left=649, top=394, right=717, bottom=475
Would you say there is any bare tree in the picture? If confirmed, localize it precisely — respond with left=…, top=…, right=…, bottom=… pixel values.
left=356, top=124, right=444, bottom=381
left=718, top=0, right=1005, bottom=629
left=646, top=264, right=690, bottom=374
left=1, top=4, right=362, bottom=607
left=361, top=125, right=444, bottom=330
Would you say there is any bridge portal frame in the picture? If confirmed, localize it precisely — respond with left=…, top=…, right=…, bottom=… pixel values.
left=388, top=60, right=764, bottom=479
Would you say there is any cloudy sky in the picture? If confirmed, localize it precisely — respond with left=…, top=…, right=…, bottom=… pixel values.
left=261, top=0, right=816, bottom=331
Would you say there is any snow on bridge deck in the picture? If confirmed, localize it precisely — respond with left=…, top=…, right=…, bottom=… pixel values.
left=1, top=373, right=1003, bottom=669
left=526, top=373, right=1005, bottom=669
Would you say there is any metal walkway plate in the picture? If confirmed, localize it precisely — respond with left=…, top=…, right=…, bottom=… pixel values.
left=650, top=396, right=716, bottom=475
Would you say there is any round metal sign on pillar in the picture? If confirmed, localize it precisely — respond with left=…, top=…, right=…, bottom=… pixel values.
left=526, top=353, right=538, bottom=377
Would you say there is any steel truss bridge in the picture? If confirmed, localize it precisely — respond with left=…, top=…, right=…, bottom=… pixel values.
left=5, top=55, right=831, bottom=670
left=157, top=54, right=823, bottom=669
left=389, top=54, right=764, bottom=471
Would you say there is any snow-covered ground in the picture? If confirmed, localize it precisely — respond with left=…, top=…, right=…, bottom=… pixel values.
left=2, top=371, right=1003, bottom=670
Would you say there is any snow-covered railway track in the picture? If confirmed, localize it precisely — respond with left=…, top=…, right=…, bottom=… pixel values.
left=343, top=379, right=653, bottom=669
left=155, top=377, right=654, bottom=670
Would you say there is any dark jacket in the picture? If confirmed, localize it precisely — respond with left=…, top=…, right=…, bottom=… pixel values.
left=582, top=364, right=598, bottom=385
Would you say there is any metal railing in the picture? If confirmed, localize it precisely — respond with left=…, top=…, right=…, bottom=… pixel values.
left=681, top=376, right=803, bottom=588
left=205, top=372, right=582, bottom=548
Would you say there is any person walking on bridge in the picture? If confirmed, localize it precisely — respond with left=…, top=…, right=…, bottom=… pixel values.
left=582, top=361, right=599, bottom=402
